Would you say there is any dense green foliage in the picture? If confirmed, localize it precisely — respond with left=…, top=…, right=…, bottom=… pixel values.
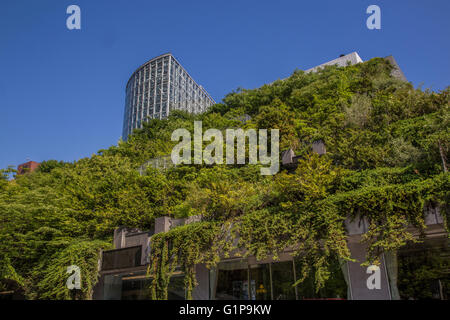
left=0, top=58, right=448, bottom=299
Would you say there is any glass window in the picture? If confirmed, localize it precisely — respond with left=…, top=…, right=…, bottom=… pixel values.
left=271, top=261, right=296, bottom=300
left=294, top=255, right=347, bottom=300
left=249, top=264, right=271, bottom=300
left=168, top=275, right=185, bottom=300
left=397, top=237, right=450, bottom=300
left=121, top=276, right=151, bottom=300
left=215, top=259, right=249, bottom=300
left=103, top=275, right=122, bottom=300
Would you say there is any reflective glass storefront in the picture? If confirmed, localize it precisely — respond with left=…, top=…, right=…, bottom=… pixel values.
left=213, top=257, right=347, bottom=300
left=102, top=271, right=186, bottom=300
left=100, top=237, right=449, bottom=300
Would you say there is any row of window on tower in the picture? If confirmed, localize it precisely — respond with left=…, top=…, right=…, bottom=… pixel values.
left=123, top=55, right=215, bottom=140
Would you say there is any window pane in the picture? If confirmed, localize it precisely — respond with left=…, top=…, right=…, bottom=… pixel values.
left=249, top=264, right=271, bottom=300
left=168, top=275, right=185, bottom=300
left=398, top=237, right=450, bottom=300
left=121, top=276, right=151, bottom=300
left=295, top=256, right=347, bottom=300
left=215, top=260, right=249, bottom=300
left=271, top=261, right=296, bottom=300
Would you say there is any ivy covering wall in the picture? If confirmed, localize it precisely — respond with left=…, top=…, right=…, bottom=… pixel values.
left=0, top=58, right=448, bottom=299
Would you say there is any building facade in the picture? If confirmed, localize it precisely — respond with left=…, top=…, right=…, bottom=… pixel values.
left=94, top=144, right=447, bottom=301
left=122, top=53, right=215, bottom=140
left=17, top=161, right=40, bottom=175
left=95, top=53, right=429, bottom=301
left=93, top=207, right=449, bottom=300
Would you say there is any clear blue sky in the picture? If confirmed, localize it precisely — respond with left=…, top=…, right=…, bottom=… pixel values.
left=1, top=0, right=449, bottom=169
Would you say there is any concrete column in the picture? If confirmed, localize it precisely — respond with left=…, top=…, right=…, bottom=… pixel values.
left=154, top=216, right=172, bottom=234
left=346, top=240, right=392, bottom=300
left=113, top=227, right=126, bottom=249
left=345, top=215, right=392, bottom=299
left=192, top=264, right=210, bottom=300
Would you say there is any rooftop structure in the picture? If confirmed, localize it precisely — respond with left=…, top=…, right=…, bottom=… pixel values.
left=304, top=51, right=406, bottom=81
left=305, top=52, right=364, bottom=73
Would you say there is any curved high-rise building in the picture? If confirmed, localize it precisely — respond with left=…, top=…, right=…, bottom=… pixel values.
left=122, top=53, right=215, bottom=140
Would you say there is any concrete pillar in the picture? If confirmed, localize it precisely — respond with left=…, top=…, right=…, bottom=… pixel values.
left=346, top=240, right=392, bottom=300
left=192, top=264, right=210, bottom=300
left=154, top=216, right=172, bottom=234
left=345, top=215, right=392, bottom=300
left=113, top=227, right=126, bottom=249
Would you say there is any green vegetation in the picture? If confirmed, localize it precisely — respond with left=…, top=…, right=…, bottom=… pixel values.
left=0, top=58, right=448, bottom=299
